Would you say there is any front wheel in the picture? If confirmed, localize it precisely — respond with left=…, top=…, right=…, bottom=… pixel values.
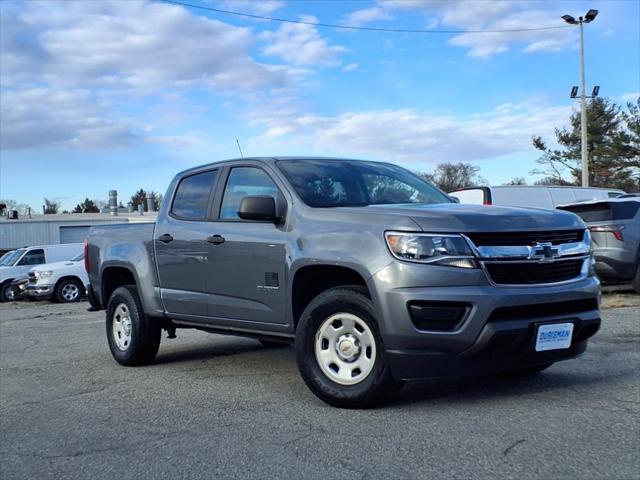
left=0, top=282, right=17, bottom=302
left=295, top=286, right=400, bottom=408
left=106, top=285, right=161, bottom=366
left=54, top=278, right=84, bottom=303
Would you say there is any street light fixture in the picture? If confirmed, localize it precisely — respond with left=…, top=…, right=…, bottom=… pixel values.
left=562, top=9, right=599, bottom=187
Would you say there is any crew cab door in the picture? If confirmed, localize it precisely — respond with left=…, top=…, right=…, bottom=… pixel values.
left=155, top=168, right=219, bottom=317
left=203, top=164, right=288, bottom=324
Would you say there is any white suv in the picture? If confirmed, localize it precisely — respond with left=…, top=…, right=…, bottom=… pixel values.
left=27, top=252, right=89, bottom=303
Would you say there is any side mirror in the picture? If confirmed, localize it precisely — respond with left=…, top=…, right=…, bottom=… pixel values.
left=237, top=196, right=279, bottom=222
left=448, top=195, right=460, bottom=203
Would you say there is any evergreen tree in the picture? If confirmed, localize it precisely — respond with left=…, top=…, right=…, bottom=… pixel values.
left=532, top=97, right=640, bottom=190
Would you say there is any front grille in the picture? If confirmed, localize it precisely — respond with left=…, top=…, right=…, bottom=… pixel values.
left=484, top=259, right=584, bottom=285
left=466, top=230, right=584, bottom=246
left=488, top=298, right=598, bottom=321
left=28, top=272, right=37, bottom=284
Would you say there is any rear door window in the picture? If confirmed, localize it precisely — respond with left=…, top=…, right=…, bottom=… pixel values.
left=171, top=170, right=217, bottom=220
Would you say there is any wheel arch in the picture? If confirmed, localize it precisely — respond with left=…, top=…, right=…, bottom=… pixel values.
left=290, top=263, right=373, bottom=329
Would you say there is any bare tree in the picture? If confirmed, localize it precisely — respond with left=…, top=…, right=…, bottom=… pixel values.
left=503, top=177, right=527, bottom=185
left=419, top=162, right=486, bottom=192
left=43, top=198, right=59, bottom=214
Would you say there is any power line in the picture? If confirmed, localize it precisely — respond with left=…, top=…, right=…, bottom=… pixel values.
left=161, top=0, right=571, bottom=34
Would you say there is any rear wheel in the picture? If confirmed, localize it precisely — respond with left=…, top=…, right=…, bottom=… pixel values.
left=295, top=286, right=400, bottom=408
left=54, top=278, right=84, bottom=303
left=106, top=285, right=161, bottom=366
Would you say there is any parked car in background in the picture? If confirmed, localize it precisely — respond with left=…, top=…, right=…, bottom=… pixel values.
left=449, top=186, right=624, bottom=209
left=0, top=243, right=83, bottom=302
left=558, top=198, right=640, bottom=292
left=26, top=252, right=89, bottom=303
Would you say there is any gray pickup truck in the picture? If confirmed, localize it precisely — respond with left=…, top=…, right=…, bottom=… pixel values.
left=86, top=157, right=601, bottom=407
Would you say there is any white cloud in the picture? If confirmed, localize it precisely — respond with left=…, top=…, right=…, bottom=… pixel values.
left=342, top=7, right=393, bottom=26
left=620, top=92, right=639, bottom=102
left=248, top=101, right=572, bottom=163
left=342, top=63, right=359, bottom=73
left=260, top=15, right=346, bottom=66
left=0, top=0, right=291, bottom=150
left=0, top=88, right=137, bottom=150
left=2, top=0, right=284, bottom=91
left=347, top=0, right=577, bottom=58
left=217, top=0, right=284, bottom=15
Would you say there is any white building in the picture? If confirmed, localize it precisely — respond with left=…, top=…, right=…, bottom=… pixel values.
left=0, top=212, right=157, bottom=253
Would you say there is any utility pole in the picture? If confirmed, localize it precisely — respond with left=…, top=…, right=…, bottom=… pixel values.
left=562, top=9, right=598, bottom=187
left=579, top=20, right=588, bottom=187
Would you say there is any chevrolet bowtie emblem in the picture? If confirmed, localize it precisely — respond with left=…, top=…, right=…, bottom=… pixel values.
left=529, top=242, right=560, bottom=262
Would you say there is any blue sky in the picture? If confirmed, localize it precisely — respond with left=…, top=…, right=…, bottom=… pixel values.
left=1, top=0, right=638, bottom=211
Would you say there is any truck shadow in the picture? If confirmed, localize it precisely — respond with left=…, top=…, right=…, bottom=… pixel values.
left=150, top=337, right=632, bottom=408
left=390, top=367, right=632, bottom=408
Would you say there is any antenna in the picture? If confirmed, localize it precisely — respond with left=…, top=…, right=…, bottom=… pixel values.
left=236, top=138, right=244, bottom=159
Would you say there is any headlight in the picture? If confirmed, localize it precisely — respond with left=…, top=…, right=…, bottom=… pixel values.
left=34, top=270, right=53, bottom=279
left=385, top=232, right=477, bottom=268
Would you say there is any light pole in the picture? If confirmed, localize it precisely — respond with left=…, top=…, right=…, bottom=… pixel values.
left=562, top=9, right=598, bottom=187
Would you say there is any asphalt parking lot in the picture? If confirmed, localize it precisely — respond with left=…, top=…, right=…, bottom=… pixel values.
left=1, top=300, right=639, bottom=480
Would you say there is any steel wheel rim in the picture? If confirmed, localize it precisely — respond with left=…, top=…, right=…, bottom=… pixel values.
left=315, top=312, right=377, bottom=386
left=112, top=303, right=132, bottom=351
left=61, top=284, right=79, bottom=301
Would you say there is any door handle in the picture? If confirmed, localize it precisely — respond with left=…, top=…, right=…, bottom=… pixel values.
left=158, top=234, right=173, bottom=243
left=207, top=235, right=225, bottom=245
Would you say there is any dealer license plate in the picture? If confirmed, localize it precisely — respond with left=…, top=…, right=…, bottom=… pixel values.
left=535, top=323, right=574, bottom=352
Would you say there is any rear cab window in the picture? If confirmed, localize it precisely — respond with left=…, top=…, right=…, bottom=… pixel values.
left=558, top=201, right=640, bottom=222
left=171, top=170, right=217, bottom=220
left=450, top=188, right=486, bottom=205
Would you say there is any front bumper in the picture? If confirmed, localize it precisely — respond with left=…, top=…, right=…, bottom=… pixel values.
left=594, top=252, right=636, bottom=282
left=371, top=263, right=601, bottom=380
left=9, top=279, right=28, bottom=300
left=27, top=284, right=54, bottom=299
left=386, top=317, right=599, bottom=380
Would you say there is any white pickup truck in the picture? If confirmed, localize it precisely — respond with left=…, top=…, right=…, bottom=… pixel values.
left=26, top=252, right=89, bottom=303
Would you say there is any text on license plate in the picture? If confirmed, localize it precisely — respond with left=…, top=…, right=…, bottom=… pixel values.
left=535, top=323, right=574, bottom=352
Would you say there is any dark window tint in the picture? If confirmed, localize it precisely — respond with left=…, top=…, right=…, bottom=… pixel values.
left=18, top=249, right=45, bottom=266
left=277, top=159, right=450, bottom=208
left=220, top=167, right=279, bottom=219
left=559, top=201, right=640, bottom=222
left=171, top=170, right=216, bottom=220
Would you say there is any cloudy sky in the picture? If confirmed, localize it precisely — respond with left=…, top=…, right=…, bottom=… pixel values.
left=1, top=0, right=638, bottom=211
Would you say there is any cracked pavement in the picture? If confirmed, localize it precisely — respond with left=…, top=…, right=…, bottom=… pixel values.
left=1, top=301, right=638, bottom=479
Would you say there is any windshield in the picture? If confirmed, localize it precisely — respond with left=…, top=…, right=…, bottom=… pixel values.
left=0, top=249, right=25, bottom=267
left=71, top=253, right=85, bottom=262
left=277, top=159, right=450, bottom=208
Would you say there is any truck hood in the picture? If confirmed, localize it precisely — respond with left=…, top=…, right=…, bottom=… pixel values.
left=339, top=203, right=584, bottom=232
left=30, top=260, right=82, bottom=273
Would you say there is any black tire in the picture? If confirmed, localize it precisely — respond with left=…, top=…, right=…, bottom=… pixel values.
left=295, top=286, right=400, bottom=408
left=106, top=285, right=161, bottom=366
left=632, top=265, right=640, bottom=294
left=0, top=282, right=16, bottom=302
left=54, top=278, right=84, bottom=303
